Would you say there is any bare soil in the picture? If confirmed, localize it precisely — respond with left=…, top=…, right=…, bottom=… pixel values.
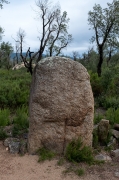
left=0, top=141, right=119, bottom=180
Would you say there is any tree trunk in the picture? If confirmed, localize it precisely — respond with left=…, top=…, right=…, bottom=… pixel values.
left=97, top=45, right=103, bottom=77
left=107, top=50, right=112, bottom=67
left=28, top=66, right=32, bottom=75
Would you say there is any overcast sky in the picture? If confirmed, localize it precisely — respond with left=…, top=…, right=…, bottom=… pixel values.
left=0, top=0, right=113, bottom=56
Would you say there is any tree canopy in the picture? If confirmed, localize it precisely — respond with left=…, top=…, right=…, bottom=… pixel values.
left=0, top=0, right=9, bottom=9
left=88, top=0, right=119, bottom=76
left=0, top=41, right=13, bottom=69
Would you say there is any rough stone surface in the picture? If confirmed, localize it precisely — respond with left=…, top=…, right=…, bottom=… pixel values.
left=9, top=141, right=20, bottom=154
left=111, top=149, right=119, bottom=157
left=114, top=123, right=119, bottom=131
left=107, top=137, right=117, bottom=148
left=98, top=119, right=109, bottom=145
left=112, top=129, right=119, bottom=139
left=4, top=138, right=19, bottom=147
left=12, top=63, right=35, bottom=70
left=4, top=138, right=20, bottom=154
left=95, top=154, right=112, bottom=162
left=19, top=140, right=27, bottom=155
left=28, top=57, right=94, bottom=154
left=115, top=172, right=119, bottom=177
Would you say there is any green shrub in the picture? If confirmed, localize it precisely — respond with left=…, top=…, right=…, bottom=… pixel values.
left=106, top=108, right=119, bottom=125
left=89, top=71, right=103, bottom=97
left=0, top=109, right=10, bottom=126
left=65, top=138, right=94, bottom=165
left=93, top=129, right=99, bottom=148
left=0, top=69, right=31, bottom=109
left=95, top=94, right=105, bottom=108
left=0, top=128, right=8, bottom=140
left=75, top=168, right=85, bottom=176
left=94, top=113, right=104, bottom=124
left=37, top=147, right=55, bottom=162
left=103, top=97, right=119, bottom=109
left=12, top=106, right=29, bottom=137
left=57, top=157, right=65, bottom=166
left=101, top=67, right=113, bottom=92
left=13, top=106, right=29, bottom=129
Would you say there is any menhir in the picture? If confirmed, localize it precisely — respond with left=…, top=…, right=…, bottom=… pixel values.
left=28, top=57, right=94, bottom=154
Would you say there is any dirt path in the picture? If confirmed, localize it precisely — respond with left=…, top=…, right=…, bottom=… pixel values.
left=0, top=141, right=119, bottom=180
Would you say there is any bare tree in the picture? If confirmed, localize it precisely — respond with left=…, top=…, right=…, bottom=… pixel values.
left=13, top=28, right=35, bottom=75
left=46, top=10, right=72, bottom=56
left=35, top=0, right=72, bottom=61
left=15, top=43, right=20, bottom=64
left=15, top=0, right=72, bottom=75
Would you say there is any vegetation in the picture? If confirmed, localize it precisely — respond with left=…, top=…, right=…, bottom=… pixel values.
left=65, top=138, right=94, bottom=165
left=0, top=128, right=8, bottom=140
left=0, top=42, right=14, bottom=69
left=0, top=68, right=31, bottom=138
left=88, top=0, right=119, bottom=76
left=13, top=0, right=72, bottom=75
left=106, top=108, right=119, bottom=126
left=0, top=0, right=9, bottom=9
left=75, top=168, right=85, bottom=177
left=0, top=68, right=31, bottom=109
left=0, top=0, right=119, bottom=171
left=37, top=147, right=55, bottom=162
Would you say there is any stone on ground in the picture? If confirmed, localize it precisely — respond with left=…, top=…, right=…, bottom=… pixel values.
left=28, top=57, right=94, bottom=154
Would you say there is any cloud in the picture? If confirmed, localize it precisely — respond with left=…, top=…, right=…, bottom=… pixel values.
left=1, top=0, right=113, bottom=55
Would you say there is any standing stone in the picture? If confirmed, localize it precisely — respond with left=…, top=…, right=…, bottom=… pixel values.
left=98, top=119, right=109, bottom=145
left=28, top=57, right=94, bottom=154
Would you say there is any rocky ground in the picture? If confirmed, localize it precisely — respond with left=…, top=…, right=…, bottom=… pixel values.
left=0, top=141, right=119, bottom=180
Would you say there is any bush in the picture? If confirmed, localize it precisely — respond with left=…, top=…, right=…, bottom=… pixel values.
left=104, top=97, right=119, bottom=109
left=101, top=67, right=113, bottom=93
left=65, top=138, right=94, bottom=165
left=89, top=71, right=103, bottom=97
left=37, top=147, right=55, bottom=162
left=0, top=69, right=31, bottom=109
left=0, top=108, right=10, bottom=126
left=106, top=108, right=119, bottom=126
left=75, top=168, right=85, bottom=176
left=94, top=113, right=104, bottom=124
left=0, top=128, right=8, bottom=140
left=13, top=106, right=29, bottom=129
left=93, top=129, right=99, bottom=148
left=12, top=106, right=29, bottom=137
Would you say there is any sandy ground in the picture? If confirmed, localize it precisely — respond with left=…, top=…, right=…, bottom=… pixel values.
left=0, top=141, right=119, bottom=180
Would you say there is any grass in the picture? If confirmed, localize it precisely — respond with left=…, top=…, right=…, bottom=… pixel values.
left=62, top=166, right=73, bottom=175
left=0, top=128, right=8, bottom=140
left=62, top=165, right=85, bottom=177
left=94, top=113, right=104, bottom=124
left=75, top=168, right=85, bottom=176
left=106, top=108, right=119, bottom=126
left=57, top=157, right=65, bottom=166
left=0, top=108, right=10, bottom=126
left=0, top=69, right=30, bottom=139
left=37, top=147, right=55, bottom=162
left=65, top=138, right=94, bottom=165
